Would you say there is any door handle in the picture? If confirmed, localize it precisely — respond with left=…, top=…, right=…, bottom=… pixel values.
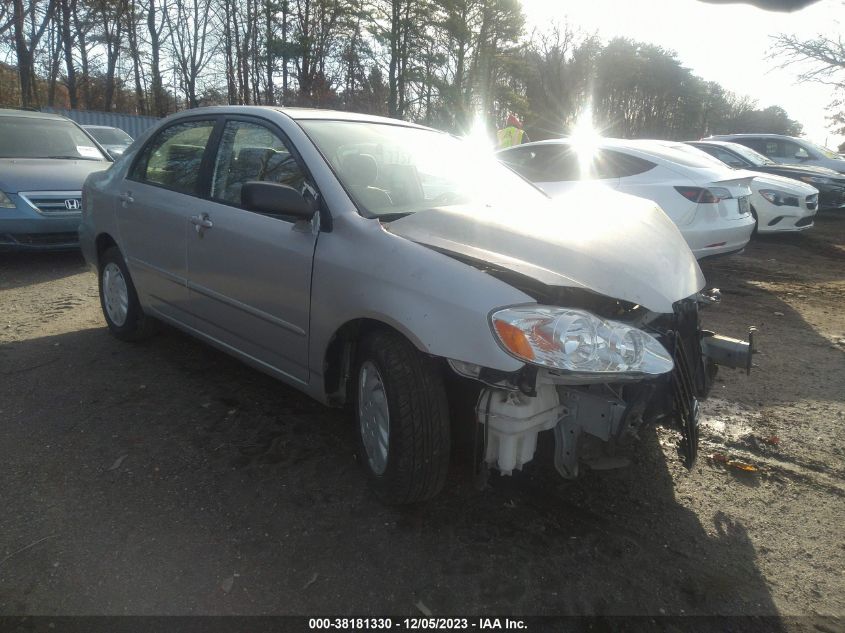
left=119, top=192, right=134, bottom=204
left=190, top=213, right=213, bottom=234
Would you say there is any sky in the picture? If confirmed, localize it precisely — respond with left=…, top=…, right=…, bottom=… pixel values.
left=520, top=0, right=844, bottom=149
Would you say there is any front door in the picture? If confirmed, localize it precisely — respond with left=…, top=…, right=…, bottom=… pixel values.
left=186, top=117, right=319, bottom=384
left=117, top=118, right=217, bottom=324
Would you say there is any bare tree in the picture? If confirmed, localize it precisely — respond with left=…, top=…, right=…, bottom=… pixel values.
left=11, top=0, right=56, bottom=107
left=166, top=0, right=215, bottom=108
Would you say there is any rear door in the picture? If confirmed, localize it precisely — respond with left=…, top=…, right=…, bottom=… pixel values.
left=185, top=116, right=320, bottom=384
left=118, top=117, right=218, bottom=324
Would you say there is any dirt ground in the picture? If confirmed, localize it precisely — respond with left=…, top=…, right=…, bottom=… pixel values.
left=0, top=213, right=844, bottom=628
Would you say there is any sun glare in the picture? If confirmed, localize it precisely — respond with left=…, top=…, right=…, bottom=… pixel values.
left=464, top=113, right=494, bottom=154
left=569, top=102, right=603, bottom=178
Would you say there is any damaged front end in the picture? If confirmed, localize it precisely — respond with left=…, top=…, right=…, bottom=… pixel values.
left=457, top=289, right=754, bottom=479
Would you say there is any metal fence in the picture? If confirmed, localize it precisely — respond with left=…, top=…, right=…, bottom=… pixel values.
left=40, top=108, right=160, bottom=140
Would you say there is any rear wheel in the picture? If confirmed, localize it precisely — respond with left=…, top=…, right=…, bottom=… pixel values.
left=98, top=246, right=156, bottom=341
left=354, top=330, right=451, bottom=504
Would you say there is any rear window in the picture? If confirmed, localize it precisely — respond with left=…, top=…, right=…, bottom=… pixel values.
left=0, top=116, right=108, bottom=160
left=629, top=142, right=723, bottom=169
left=87, top=127, right=133, bottom=145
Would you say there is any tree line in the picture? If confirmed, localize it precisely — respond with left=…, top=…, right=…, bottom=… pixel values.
left=0, top=0, right=806, bottom=140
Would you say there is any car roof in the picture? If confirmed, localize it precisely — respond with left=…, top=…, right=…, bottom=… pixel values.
left=0, top=108, right=71, bottom=121
left=688, top=140, right=740, bottom=149
left=704, top=133, right=794, bottom=140
left=83, top=124, right=122, bottom=130
left=169, top=105, right=433, bottom=130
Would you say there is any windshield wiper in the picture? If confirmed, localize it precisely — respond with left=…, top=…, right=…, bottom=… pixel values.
left=39, top=155, right=102, bottom=161
left=376, top=211, right=414, bottom=222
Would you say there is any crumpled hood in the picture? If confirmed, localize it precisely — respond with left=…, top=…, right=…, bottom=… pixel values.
left=387, top=186, right=705, bottom=313
left=0, top=158, right=110, bottom=193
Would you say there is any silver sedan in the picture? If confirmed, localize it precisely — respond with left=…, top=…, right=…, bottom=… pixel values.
left=80, top=106, right=752, bottom=504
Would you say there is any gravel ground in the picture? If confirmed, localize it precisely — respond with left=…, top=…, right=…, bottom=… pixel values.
left=0, top=214, right=843, bottom=629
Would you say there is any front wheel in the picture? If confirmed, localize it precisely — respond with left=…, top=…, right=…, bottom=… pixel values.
left=354, top=330, right=451, bottom=504
left=98, top=246, right=157, bottom=341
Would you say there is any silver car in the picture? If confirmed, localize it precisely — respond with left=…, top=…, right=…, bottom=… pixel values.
left=80, top=106, right=752, bottom=504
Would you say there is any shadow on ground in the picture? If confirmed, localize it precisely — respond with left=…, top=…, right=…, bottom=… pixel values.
left=0, top=322, right=782, bottom=624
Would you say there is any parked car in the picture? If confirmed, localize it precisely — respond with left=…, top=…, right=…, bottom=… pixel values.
left=703, top=133, right=845, bottom=174
left=83, top=125, right=134, bottom=158
left=497, top=138, right=756, bottom=259
left=670, top=142, right=818, bottom=233
left=688, top=139, right=845, bottom=211
left=0, top=109, right=111, bottom=251
left=80, top=107, right=752, bottom=504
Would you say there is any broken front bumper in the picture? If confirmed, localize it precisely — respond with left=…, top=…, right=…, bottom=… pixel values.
left=475, top=296, right=754, bottom=479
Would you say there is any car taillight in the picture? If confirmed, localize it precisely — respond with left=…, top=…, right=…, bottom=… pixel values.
left=674, top=186, right=732, bottom=203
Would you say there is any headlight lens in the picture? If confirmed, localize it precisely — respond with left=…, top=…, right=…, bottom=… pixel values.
left=799, top=175, right=831, bottom=184
left=759, top=189, right=799, bottom=207
left=0, top=191, right=16, bottom=209
left=491, top=306, right=673, bottom=376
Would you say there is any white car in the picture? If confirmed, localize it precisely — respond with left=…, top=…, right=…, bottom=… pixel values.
left=497, top=138, right=756, bottom=259
left=679, top=142, right=820, bottom=232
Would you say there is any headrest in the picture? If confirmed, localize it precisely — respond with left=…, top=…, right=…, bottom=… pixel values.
left=342, top=153, right=379, bottom=187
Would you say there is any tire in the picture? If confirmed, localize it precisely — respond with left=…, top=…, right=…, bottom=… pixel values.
left=98, top=246, right=157, bottom=341
left=354, top=330, right=451, bottom=504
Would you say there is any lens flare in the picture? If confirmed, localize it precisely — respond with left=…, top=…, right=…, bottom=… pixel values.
left=464, top=113, right=494, bottom=154
left=569, top=102, right=602, bottom=178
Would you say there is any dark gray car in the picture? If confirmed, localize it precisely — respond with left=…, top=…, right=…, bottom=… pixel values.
left=705, top=133, right=845, bottom=174
left=79, top=106, right=753, bottom=504
left=0, top=110, right=111, bottom=251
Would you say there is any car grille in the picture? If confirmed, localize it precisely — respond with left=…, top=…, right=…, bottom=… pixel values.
left=1, top=232, right=78, bottom=246
left=19, top=191, right=83, bottom=215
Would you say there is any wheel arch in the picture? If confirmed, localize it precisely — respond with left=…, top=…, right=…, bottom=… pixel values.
left=95, top=232, right=119, bottom=266
left=321, top=317, right=431, bottom=407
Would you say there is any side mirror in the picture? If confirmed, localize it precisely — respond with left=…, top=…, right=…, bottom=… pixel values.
left=241, top=181, right=315, bottom=219
left=728, top=160, right=745, bottom=168
left=794, top=148, right=809, bottom=160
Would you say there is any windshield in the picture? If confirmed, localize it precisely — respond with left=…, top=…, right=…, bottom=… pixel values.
left=802, top=139, right=840, bottom=160
left=723, top=143, right=774, bottom=166
left=0, top=116, right=108, bottom=160
left=86, top=127, right=133, bottom=146
left=299, top=120, right=547, bottom=218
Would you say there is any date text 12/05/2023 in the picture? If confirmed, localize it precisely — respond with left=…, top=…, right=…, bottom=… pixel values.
left=307, top=618, right=527, bottom=630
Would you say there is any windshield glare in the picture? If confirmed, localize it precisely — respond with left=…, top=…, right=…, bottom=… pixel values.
left=299, top=120, right=546, bottom=218
left=87, top=127, right=133, bottom=146
left=725, top=143, right=773, bottom=166
left=803, top=139, right=840, bottom=160
left=0, top=117, right=109, bottom=160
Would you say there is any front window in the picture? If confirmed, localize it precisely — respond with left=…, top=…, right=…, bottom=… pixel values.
left=0, top=116, right=109, bottom=160
left=210, top=120, right=308, bottom=207
left=299, top=120, right=547, bottom=219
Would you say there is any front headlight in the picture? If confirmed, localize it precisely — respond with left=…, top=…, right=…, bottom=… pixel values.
left=799, top=175, right=831, bottom=185
left=0, top=191, right=16, bottom=209
left=759, top=189, right=799, bottom=207
left=491, top=306, right=674, bottom=376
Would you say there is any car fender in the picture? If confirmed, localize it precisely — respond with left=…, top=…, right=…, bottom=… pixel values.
left=308, top=213, right=532, bottom=399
